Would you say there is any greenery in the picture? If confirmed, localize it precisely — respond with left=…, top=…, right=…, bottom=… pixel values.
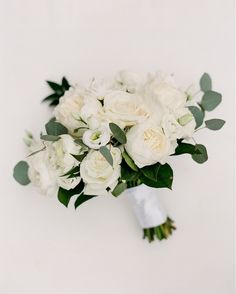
left=143, top=218, right=176, bottom=242
left=112, top=182, right=127, bottom=197
left=109, top=123, right=127, bottom=144
left=99, top=146, right=113, bottom=166
left=74, top=194, right=96, bottom=209
left=205, top=119, right=225, bottom=130
left=188, top=106, right=204, bottom=129
left=58, top=181, right=84, bottom=207
left=13, top=161, right=30, bottom=185
left=42, top=77, right=70, bottom=106
left=45, top=120, right=68, bottom=136
left=200, top=73, right=212, bottom=92
left=201, top=91, right=222, bottom=111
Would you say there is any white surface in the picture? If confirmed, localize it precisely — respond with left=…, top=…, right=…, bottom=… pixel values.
left=0, top=0, right=235, bottom=293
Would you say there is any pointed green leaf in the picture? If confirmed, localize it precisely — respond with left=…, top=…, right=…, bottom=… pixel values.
left=62, top=77, right=70, bottom=90
left=74, top=193, right=96, bottom=209
left=205, top=119, right=225, bottom=130
left=200, top=73, right=212, bottom=92
left=109, top=123, right=127, bottom=144
left=188, top=106, right=205, bottom=129
left=46, top=81, right=63, bottom=95
left=192, top=144, right=208, bottom=164
left=13, top=161, right=30, bottom=185
left=42, top=93, right=59, bottom=103
left=71, top=153, right=87, bottom=162
left=141, top=163, right=160, bottom=181
left=112, top=182, right=127, bottom=197
left=99, top=146, right=113, bottom=166
left=201, top=91, right=222, bottom=111
left=58, top=181, right=84, bottom=207
left=173, top=142, right=201, bottom=156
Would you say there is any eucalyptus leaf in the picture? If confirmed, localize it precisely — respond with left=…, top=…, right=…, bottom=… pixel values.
left=201, top=91, right=222, bottom=111
left=122, top=150, right=138, bottom=171
left=13, top=161, right=30, bottom=185
left=112, top=182, right=127, bottom=197
left=205, top=119, right=225, bottom=130
left=192, top=144, right=208, bottom=164
left=99, top=146, right=113, bottom=166
left=40, top=134, right=60, bottom=142
left=58, top=181, right=84, bottom=207
left=188, top=106, right=204, bottom=129
left=45, top=120, right=68, bottom=136
left=109, top=123, right=127, bottom=144
left=200, top=73, right=212, bottom=92
left=74, top=193, right=96, bottom=209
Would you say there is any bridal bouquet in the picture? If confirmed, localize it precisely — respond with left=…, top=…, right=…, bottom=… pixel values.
left=13, top=71, right=224, bottom=242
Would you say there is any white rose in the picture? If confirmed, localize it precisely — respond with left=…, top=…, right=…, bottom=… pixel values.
left=54, top=85, right=102, bottom=133
left=27, top=141, right=58, bottom=196
left=87, top=78, right=113, bottom=100
left=125, top=120, right=176, bottom=168
left=103, top=90, right=149, bottom=128
left=82, top=126, right=110, bottom=149
left=161, top=113, right=183, bottom=140
left=47, top=134, right=82, bottom=190
left=144, top=73, right=187, bottom=114
left=80, top=146, right=122, bottom=195
left=115, top=70, right=143, bottom=93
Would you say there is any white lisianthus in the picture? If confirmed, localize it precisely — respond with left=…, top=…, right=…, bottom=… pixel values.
left=115, top=70, right=143, bottom=93
left=27, top=142, right=58, bottom=196
left=80, top=146, right=122, bottom=195
left=47, top=134, right=82, bottom=190
left=103, top=90, right=149, bottom=128
left=82, top=126, right=110, bottom=149
left=125, top=120, right=176, bottom=168
left=54, top=85, right=102, bottom=132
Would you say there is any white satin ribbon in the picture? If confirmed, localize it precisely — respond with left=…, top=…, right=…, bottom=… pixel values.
left=125, top=184, right=167, bottom=229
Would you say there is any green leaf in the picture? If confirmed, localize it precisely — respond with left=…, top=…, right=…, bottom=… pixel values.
left=200, top=73, right=212, bottom=92
left=62, top=77, right=70, bottom=90
left=205, top=119, right=225, bottom=130
left=58, top=181, right=84, bottom=207
left=46, top=81, right=63, bottom=95
left=173, top=142, right=201, bottom=156
left=62, top=166, right=80, bottom=177
left=121, top=160, right=140, bottom=181
left=45, top=120, right=68, bottom=136
left=42, top=93, right=59, bottom=103
left=99, top=146, right=113, bottom=167
left=141, top=163, right=160, bottom=182
left=71, top=153, right=87, bottom=162
left=188, top=106, right=205, bottom=129
left=192, top=144, right=208, bottom=164
left=122, top=150, right=138, bottom=171
left=74, top=139, right=88, bottom=149
left=201, top=91, right=222, bottom=111
left=140, top=163, right=173, bottom=189
left=109, top=123, right=127, bottom=144
left=13, top=161, right=30, bottom=185
left=112, top=182, right=127, bottom=197
left=40, top=134, right=60, bottom=142
left=74, top=193, right=96, bottom=209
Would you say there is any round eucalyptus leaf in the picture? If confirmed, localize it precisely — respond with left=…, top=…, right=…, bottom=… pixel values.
left=13, top=161, right=30, bottom=185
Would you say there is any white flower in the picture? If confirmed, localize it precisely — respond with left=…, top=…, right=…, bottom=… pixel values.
left=143, top=73, right=187, bottom=114
left=80, top=146, right=122, bottom=195
left=161, top=113, right=183, bottom=140
left=87, top=78, right=113, bottom=100
left=125, top=120, right=176, bottom=168
left=54, top=85, right=102, bottom=133
left=47, top=134, right=82, bottom=190
left=115, top=70, right=143, bottom=93
left=103, top=90, right=149, bottom=128
left=27, top=141, right=58, bottom=196
left=82, top=126, right=110, bottom=149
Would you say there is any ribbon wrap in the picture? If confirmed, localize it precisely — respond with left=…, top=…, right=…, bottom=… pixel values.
left=125, top=184, right=167, bottom=229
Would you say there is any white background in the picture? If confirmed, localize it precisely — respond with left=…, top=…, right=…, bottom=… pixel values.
left=0, top=0, right=235, bottom=293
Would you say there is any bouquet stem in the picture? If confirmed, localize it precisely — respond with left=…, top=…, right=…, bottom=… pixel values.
left=143, top=217, right=176, bottom=242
